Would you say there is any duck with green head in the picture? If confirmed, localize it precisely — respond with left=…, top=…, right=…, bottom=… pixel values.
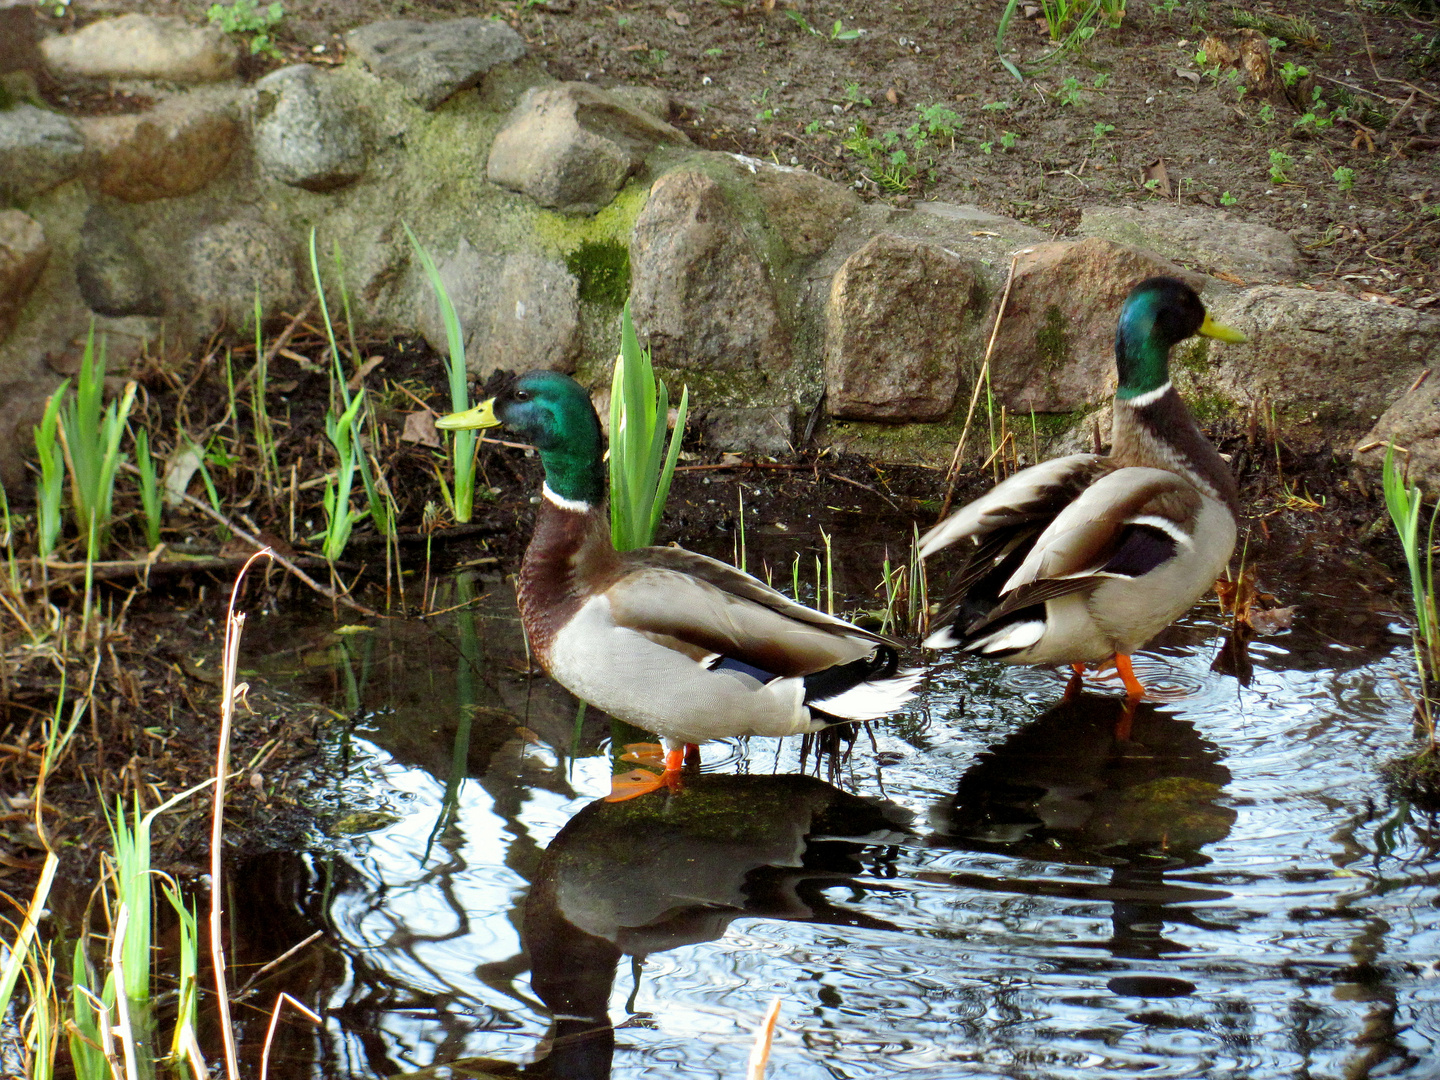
left=918, top=276, right=1248, bottom=699
left=438, top=371, right=919, bottom=794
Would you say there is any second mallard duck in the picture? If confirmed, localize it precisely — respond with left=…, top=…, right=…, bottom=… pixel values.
left=919, top=276, right=1247, bottom=697
left=438, top=371, right=919, bottom=791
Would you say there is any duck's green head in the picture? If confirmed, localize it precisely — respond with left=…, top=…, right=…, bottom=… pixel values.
left=437, top=370, right=605, bottom=505
left=1115, top=277, right=1247, bottom=400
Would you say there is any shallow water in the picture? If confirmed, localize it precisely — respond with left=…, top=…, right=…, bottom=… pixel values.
left=235, top=544, right=1440, bottom=1080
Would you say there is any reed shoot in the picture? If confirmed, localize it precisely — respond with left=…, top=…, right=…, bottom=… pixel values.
left=33, top=383, right=67, bottom=559
left=609, top=302, right=688, bottom=552
left=405, top=225, right=477, bottom=524
left=134, top=429, right=162, bottom=550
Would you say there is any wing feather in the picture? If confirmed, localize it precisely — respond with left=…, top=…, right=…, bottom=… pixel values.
left=917, top=454, right=1105, bottom=559
left=605, top=563, right=877, bottom=677
left=1001, top=467, right=1203, bottom=593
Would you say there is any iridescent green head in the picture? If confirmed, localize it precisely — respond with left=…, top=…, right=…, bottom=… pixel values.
left=1115, top=277, right=1247, bottom=400
left=437, top=370, right=605, bottom=505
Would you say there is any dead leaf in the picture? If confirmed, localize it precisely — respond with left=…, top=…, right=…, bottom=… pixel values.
left=346, top=354, right=384, bottom=391
left=272, top=379, right=299, bottom=393
left=1142, top=157, right=1171, bottom=198
left=1248, top=605, right=1296, bottom=635
left=1212, top=270, right=1248, bottom=285
left=665, top=6, right=690, bottom=26
left=621, top=42, right=649, bottom=52
left=401, top=410, right=441, bottom=448
left=886, top=87, right=900, bottom=105
left=1175, top=67, right=1201, bottom=84
left=718, top=451, right=746, bottom=468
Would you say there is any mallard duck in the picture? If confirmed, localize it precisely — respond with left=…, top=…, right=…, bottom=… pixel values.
left=437, top=371, right=919, bottom=793
left=918, top=276, right=1247, bottom=698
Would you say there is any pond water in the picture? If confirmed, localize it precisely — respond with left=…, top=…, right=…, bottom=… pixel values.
left=234, top=529, right=1440, bottom=1080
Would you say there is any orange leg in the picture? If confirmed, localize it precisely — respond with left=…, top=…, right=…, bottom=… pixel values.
left=1113, top=654, right=1146, bottom=700
left=605, top=742, right=690, bottom=802
left=1063, top=663, right=1086, bottom=701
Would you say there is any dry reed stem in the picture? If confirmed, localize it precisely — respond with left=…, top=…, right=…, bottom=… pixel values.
left=211, top=549, right=273, bottom=1080
left=746, top=997, right=783, bottom=1080
left=259, top=992, right=322, bottom=1080
left=937, top=250, right=1024, bottom=520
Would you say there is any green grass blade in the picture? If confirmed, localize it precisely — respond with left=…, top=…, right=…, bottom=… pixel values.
left=405, top=224, right=475, bottom=523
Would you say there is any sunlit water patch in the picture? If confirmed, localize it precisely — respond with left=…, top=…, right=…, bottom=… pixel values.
left=236, top=570, right=1440, bottom=1079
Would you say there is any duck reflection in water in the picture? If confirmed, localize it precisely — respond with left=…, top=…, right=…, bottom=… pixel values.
left=930, top=692, right=1237, bottom=966
left=502, top=773, right=909, bottom=1079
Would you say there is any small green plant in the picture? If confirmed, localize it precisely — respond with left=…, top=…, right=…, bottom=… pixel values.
left=785, top=10, right=862, bottom=40
left=207, top=0, right=285, bottom=58
left=1092, top=72, right=1111, bottom=89
left=647, top=48, right=669, bottom=66
left=1000, top=130, right=1018, bottom=149
left=1089, top=120, right=1115, bottom=153
left=915, top=102, right=962, bottom=140
left=1267, top=147, right=1294, bottom=183
left=982, top=100, right=1011, bottom=111
left=1056, top=76, right=1084, bottom=107
left=1383, top=445, right=1439, bottom=729
left=1220, top=190, right=1238, bottom=205
left=1278, top=60, right=1309, bottom=87
left=609, top=304, right=688, bottom=552
left=134, top=429, right=161, bottom=550
left=321, top=391, right=366, bottom=561
left=843, top=82, right=872, bottom=106
left=703, top=46, right=724, bottom=57
left=1256, top=102, right=1276, bottom=124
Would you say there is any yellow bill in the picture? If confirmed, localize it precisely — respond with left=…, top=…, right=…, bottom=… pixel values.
left=435, top=397, right=500, bottom=430
left=1198, top=313, right=1247, bottom=344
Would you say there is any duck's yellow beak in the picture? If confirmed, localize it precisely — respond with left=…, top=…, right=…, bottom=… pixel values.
left=1198, top=313, right=1248, bottom=344
left=435, top=398, right=501, bottom=430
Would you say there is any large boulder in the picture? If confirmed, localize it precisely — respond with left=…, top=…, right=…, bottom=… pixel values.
left=825, top=234, right=985, bottom=422
left=75, top=207, right=165, bottom=319
left=629, top=168, right=790, bottom=375
left=0, top=210, right=50, bottom=346
left=488, top=83, right=690, bottom=215
left=415, top=241, right=579, bottom=380
left=40, top=13, right=238, bottom=83
left=345, top=18, right=526, bottom=109
left=1207, top=286, right=1440, bottom=429
left=738, top=155, right=861, bottom=256
left=183, top=219, right=300, bottom=329
left=1354, top=379, right=1440, bottom=494
left=79, top=90, right=241, bottom=202
left=252, top=64, right=366, bottom=192
left=988, top=237, right=1203, bottom=412
left=0, top=104, right=86, bottom=202
left=1079, top=204, right=1301, bottom=283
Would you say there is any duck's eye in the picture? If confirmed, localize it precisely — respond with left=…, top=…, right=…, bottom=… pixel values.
left=514, top=389, right=531, bottom=402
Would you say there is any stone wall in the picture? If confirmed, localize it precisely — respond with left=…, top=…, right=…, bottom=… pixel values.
left=4, top=10, right=1440, bottom=489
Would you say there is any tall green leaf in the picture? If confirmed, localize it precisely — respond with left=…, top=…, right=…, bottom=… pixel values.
left=608, top=304, right=688, bottom=551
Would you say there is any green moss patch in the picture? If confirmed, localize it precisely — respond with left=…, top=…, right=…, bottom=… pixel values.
left=565, top=238, right=631, bottom=307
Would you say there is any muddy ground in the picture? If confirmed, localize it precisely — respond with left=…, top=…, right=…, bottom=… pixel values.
left=6, top=0, right=1439, bottom=891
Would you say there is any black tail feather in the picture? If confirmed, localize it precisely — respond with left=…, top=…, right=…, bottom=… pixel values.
left=802, top=645, right=898, bottom=705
